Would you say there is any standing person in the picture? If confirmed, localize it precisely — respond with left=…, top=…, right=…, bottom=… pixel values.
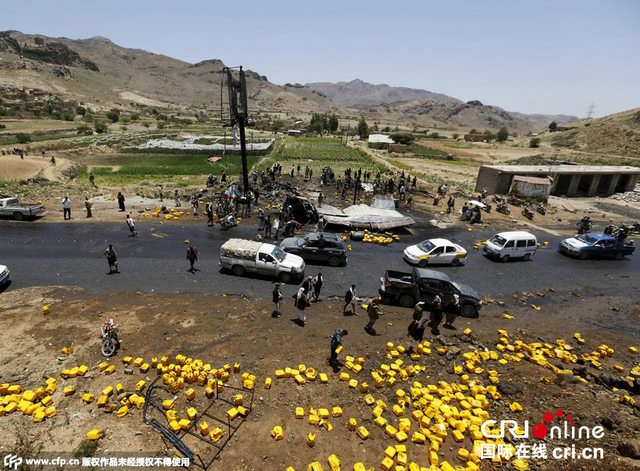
left=257, top=208, right=265, bottom=233
left=428, top=293, right=444, bottom=335
left=329, top=328, right=348, bottom=366
left=443, top=294, right=459, bottom=330
left=158, top=184, right=164, bottom=202
left=343, top=284, right=359, bottom=316
left=174, top=189, right=181, bottom=207
left=105, top=244, right=119, bottom=274
left=51, top=155, right=56, bottom=166
left=221, top=171, right=227, bottom=183
left=272, top=217, right=280, bottom=240
left=433, top=193, right=441, bottom=206
left=191, top=195, right=199, bottom=216
left=302, top=276, right=314, bottom=297
left=290, top=165, right=295, bottom=179
left=294, top=286, right=308, bottom=326
left=85, top=197, right=92, bottom=218
left=406, top=193, right=413, bottom=209
left=318, top=191, right=324, bottom=207
left=272, top=282, right=283, bottom=318
left=365, top=298, right=382, bottom=335
left=253, top=187, right=260, bottom=205
left=399, top=184, right=406, bottom=201
left=264, top=214, right=272, bottom=238
left=407, top=318, right=428, bottom=352
left=89, top=173, right=95, bottom=186
left=412, top=176, right=417, bottom=189
left=117, top=192, right=126, bottom=212
left=447, top=195, right=455, bottom=214
left=186, top=244, right=199, bottom=272
left=206, top=202, right=214, bottom=227
left=413, top=301, right=426, bottom=321
left=126, top=214, right=137, bottom=237
left=312, top=273, right=323, bottom=302
left=62, top=196, right=71, bottom=220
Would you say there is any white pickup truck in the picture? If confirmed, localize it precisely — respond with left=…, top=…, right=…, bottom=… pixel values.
left=0, top=197, right=46, bottom=220
left=220, top=239, right=305, bottom=283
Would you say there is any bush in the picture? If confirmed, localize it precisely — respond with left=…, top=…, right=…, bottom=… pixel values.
left=130, top=112, right=140, bottom=121
left=497, top=127, right=509, bottom=142
left=0, top=124, right=5, bottom=129
left=452, top=133, right=459, bottom=140
left=77, top=124, right=91, bottom=135
left=62, top=112, right=75, bottom=121
left=357, top=118, right=369, bottom=139
left=529, top=137, right=541, bottom=148
left=107, top=110, right=120, bottom=123
left=16, top=133, right=31, bottom=144
left=94, top=121, right=109, bottom=134
left=76, top=106, right=86, bottom=116
left=428, top=132, right=441, bottom=139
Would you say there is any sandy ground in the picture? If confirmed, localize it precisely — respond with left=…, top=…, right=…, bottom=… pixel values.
left=0, top=286, right=638, bottom=471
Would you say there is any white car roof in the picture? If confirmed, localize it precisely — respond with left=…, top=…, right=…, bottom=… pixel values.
left=495, top=231, right=536, bottom=239
left=424, top=238, right=454, bottom=247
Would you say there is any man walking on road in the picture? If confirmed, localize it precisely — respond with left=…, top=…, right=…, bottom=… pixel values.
left=174, top=189, right=181, bottom=207
left=105, top=244, right=119, bottom=274
left=62, top=196, right=71, bottom=220
left=158, top=184, right=164, bottom=202
left=343, top=284, right=359, bottom=316
left=126, top=214, right=137, bottom=237
left=312, top=273, right=323, bottom=302
left=329, top=328, right=348, bottom=367
left=206, top=202, right=214, bottom=227
left=272, top=282, right=283, bottom=318
left=85, top=197, right=92, bottom=218
left=187, top=244, right=199, bottom=272
left=365, top=298, right=382, bottom=335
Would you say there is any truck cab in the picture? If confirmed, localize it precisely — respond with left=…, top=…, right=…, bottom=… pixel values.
left=559, top=233, right=635, bottom=260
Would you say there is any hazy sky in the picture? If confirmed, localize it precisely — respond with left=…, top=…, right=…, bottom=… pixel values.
left=2, top=0, right=639, bottom=117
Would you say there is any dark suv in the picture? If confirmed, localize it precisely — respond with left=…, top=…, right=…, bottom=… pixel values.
left=279, top=232, right=348, bottom=267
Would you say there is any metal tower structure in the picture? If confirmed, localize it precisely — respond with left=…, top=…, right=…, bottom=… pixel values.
left=586, top=101, right=595, bottom=120
left=221, top=66, right=250, bottom=206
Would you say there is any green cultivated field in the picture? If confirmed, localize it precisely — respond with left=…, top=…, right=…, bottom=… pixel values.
left=264, top=137, right=386, bottom=174
left=90, top=153, right=259, bottom=185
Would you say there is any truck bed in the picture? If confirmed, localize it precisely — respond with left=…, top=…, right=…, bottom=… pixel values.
left=220, top=239, right=262, bottom=260
left=385, top=269, right=413, bottom=284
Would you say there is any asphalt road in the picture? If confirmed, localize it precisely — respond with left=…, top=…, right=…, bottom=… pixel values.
left=0, top=220, right=638, bottom=300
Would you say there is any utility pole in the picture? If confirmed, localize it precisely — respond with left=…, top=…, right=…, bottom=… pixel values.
left=223, top=66, right=250, bottom=207
left=586, top=101, right=595, bottom=120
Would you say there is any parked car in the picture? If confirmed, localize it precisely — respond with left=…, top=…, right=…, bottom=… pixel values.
left=558, top=233, right=635, bottom=260
left=0, top=265, right=9, bottom=287
left=220, top=238, right=305, bottom=283
left=483, top=231, right=537, bottom=262
left=0, top=197, right=46, bottom=221
left=403, top=238, right=467, bottom=267
left=379, top=267, right=481, bottom=317
left=280, top=232, right=348, bottom=267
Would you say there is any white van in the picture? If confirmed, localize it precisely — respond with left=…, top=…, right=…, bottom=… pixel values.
left=484, top=231, right=537, bottom=262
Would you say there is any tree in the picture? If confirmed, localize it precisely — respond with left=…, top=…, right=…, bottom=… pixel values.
left=16, top=133, right=31, bottom=144
left=62, top=112, right=75, bottom=122
left=130, top=113, right=140, bottom=122
left=497, top=127, right=509, bottom=142
left=76, top=106, right=86, bottom=116
left=549, top=121, right=557, bottom=132
left=373, top=122, right=379, bottom=132
left=470, top=129, right=478, bottom=134
left=106, top=109, right=120, bottom=123
left=308, top=113, right=327, bottom=135
left=529, top=137, right=541, bottom=148
left=390, top=133, right=414, bottom=145
left=271, top=120, right=284, bottom=133
left=483, top=130, right=496, bottom=142
left=94, top=121, right=108, bottom=134
left=452, top=133, right=459, bottom=140
left=428, top=132, right=440, bottom=139
left=328, top=114, right=339, bottom=133
left=357, top=118, right=369, bottom=139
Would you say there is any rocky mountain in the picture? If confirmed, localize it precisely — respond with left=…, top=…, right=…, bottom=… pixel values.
left=354, top=99, right=538, bottom=133
left=307, top=79, right=461, bottom=106
left=505, top=111, right=579, bottom=129
left=0, top=31, right=336, bottom=114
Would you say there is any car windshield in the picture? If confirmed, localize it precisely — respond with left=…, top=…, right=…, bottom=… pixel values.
left=489, top=235, right=507, bottom=247
left=271, top=246, right=287, bottom=262
left=575, top=234, right=598, bottom=245
left=451, top=281, right=462, bottom=293
left=296, top=237, right=309, bottom=247
left=418, top=240, right=435, bottom=252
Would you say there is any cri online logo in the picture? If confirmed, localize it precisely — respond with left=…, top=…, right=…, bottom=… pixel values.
left=481, top=409, right=605, bottom=440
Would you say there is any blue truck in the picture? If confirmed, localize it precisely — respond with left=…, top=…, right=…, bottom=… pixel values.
left=558, top=233, right=635, bottom=260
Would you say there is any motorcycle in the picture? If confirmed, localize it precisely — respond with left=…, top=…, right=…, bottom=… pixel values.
left=496, top=202, right=511, bottom=215
left=576, top=218, right=592, bottom=234
left=101, top=315, right=120, bottom=357
left=508, top=195, right=524, bottom=207
left=480, top=199, right=492, bottom=213
left=220, top=212, right=238, bottom=230
left=536, top=203, right=547, bottom=215
left=492, top=195, right=505, bottom=204
left=621, top=222, right=640, bottom=235
left=522, top=206, right=534, bottom=220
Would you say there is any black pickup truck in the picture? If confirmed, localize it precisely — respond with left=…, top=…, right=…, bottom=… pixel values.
left=379, top=268, right=482, bottom=317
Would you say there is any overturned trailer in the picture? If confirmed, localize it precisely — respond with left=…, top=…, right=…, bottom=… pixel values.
left=281, top=195, right=319, bottom=224
left=318, top=204, right=415, bottom=231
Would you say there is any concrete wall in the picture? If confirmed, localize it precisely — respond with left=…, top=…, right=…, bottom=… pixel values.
left=509, top=180, right=551, bottom=202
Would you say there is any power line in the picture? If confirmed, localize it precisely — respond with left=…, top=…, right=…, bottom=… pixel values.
left=586, top=101, right=595, bottom=119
